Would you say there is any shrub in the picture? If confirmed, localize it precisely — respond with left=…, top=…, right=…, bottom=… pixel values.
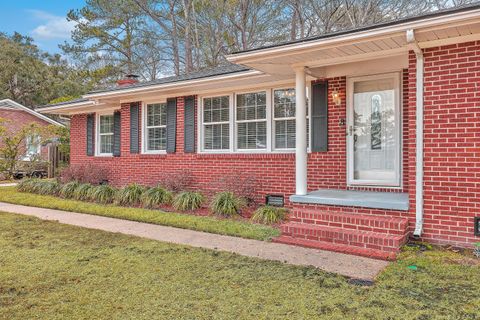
left=89, top=185, right=117, bottom=204
left=17, top=178, right=39, bottom=193
left=173, top=191, right=204, bottom=211
left=59, top=181, right=80, bottom=199
left=210, top=191, right=246, bottom=217
left=158, top=170, right=193, bottom=192
left=116, top=183, right=146, bottom=206
left=140, top=186, right=173, bottom=208
left=59, top=163, right=109, bottom=185
left=73, top=183, right=94, bottom=201
left=251, top=206, right=288, bottom=225
left=215, top=172, right=259, bottom=206
left=35, top=180, right=60, bottom=196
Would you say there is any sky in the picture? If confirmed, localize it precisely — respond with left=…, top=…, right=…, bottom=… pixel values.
left=0, top=0, right=86, bottom=53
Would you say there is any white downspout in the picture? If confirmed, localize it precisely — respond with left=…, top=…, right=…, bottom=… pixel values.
left=406, top=29, right=424, bottom=238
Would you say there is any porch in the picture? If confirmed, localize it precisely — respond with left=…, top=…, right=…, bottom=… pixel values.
left=290, top=189, right=409, bottom=211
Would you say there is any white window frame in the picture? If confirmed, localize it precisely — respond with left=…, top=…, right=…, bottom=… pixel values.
left=197, top=84, right=312, bottom=154
left=199, top=94, right=233, bottom=153
left=346, top=72, right=402, bottom=187
left=142, top=101, right=168, bottom=154
left=234, top=89, right=271, bottom=152
left=96, top=112, right=114, bottom=157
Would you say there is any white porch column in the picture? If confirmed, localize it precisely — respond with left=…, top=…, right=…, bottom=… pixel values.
left=295, top=67, right=307, bottom=195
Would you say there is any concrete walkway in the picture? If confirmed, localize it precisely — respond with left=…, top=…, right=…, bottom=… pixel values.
left=0, top=202, right=389, bottom=280
left=0, top=183, right=17, bottom=187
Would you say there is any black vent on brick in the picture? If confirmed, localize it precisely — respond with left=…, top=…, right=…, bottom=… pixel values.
left=266, top=195, right=284, bottom=207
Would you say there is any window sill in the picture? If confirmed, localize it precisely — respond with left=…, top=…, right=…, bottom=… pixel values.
left=290, top=189, right=409, bottom=211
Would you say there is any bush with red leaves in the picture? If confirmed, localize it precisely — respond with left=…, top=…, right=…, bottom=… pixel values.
left=158, top=169, right=193, bottom=192
left=59, top=163, right=110, bottom=185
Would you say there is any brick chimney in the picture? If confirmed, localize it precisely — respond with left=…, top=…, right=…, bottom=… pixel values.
left=117, top=74, right=139, bottom=86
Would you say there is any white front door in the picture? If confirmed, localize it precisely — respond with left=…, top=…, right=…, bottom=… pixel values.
left=347, top=73, right=401, bottom=187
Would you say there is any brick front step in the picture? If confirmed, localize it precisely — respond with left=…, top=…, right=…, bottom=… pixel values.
left=289, top=210, right=409, bottom=235
left=273, top=235, right=397, bottom=261
left=281, top=222, right=407, bottom=252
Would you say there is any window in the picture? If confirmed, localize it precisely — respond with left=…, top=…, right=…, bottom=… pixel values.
left=23, top=135, right=41, bottom=160
left=145, top=103, right=167, bottom=152
left=236, top=91, right=267, bottom=150
left=202, top=96, right=229, bottom=150
left=274, top=89, right=296, bottom=149
left=273, top=88, right=310, bottom=150
left=98, top=114, right=114, bottom=155
left=198, top=85, right=311, bottom=154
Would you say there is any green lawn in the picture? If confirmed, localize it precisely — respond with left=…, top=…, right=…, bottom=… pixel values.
left=0, top=187, right=279, bottom=241
left=0, top=212, right=479, bottom=319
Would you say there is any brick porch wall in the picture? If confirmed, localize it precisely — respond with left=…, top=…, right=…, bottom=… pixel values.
left=69, top=41, right=480, bottom=248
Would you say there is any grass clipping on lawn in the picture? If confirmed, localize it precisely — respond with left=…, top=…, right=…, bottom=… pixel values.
left=0, top=212, right=479, bottom=319
left=0, top=187, right=279, bottom=241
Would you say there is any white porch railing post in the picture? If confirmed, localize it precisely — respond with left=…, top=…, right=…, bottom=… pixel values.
left=295, top=67, right=307, bottom=195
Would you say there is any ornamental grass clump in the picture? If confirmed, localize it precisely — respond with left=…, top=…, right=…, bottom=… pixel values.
left=116, top=183, right=146, bottom=206
left=73, top=183, right=94, bottom=201
left=17, top=178, right=39, bottom=193
left=173, top=191, right=204, bottom=211
left=210, top=191, right=246, bottom=217
left=36, top=180, right=60, bottom=196
left=251, top=206, right=288, bottom=225
left=140, top=186, right=173, bottom=208
left=89, top=184, right=117, bottom=204
left=59, top=181, right=80, bottom=199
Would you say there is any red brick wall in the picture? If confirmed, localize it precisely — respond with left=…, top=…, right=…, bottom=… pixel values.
left=69, top=41, right=480, bottom=247
left=0, top=108, right=52, bottom=160
left=419, top=41, right=480, bottom=247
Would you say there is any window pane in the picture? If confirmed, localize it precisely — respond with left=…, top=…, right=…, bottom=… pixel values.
left=100, top=115, right=114, bottom=134
left=148, top=127, right=167, bottom=151
left=204, top=124, right=229, bottom=150
left=100, top=135, right=113, bottom=154
left=203, top=96, right=229, bottom=124
left=275, top=119, right=296, bottom=149
left=274, top=89, right=295, bottom=118
left=237, top=121, right=266, bottom=150
left=236, top=92, right=266, bottom=121
left=147, top=103, right=167, bottom=127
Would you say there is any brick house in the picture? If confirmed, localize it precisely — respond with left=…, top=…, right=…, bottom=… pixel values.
left=39, top=6, right=480, bottom=259
left=0, top=99, right=64, bottom=163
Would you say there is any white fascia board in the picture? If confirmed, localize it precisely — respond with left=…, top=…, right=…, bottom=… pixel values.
left=226, top=9, right=480, bottom=63
left=83, top=70, right=263, bottom=99
left=38, top=100, right=96, bottom=113
left=0, top=99, right=64, bottom=127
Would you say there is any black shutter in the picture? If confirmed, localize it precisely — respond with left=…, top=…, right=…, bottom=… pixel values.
left=166, top=98, right=177, bottom=153
left=184, top=96, right=195, bottom=153
left=86, top=114, right=94, bottom=156
left=113, top=111, right=121, bottom=157
left=311, top=82, right=328, bottom=152
left=130, top=103, right=140, bottom=153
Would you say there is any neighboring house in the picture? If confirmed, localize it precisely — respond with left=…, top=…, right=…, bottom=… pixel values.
left=39, top=5, right=480, bottom=259
left=0, top=99, right=64, bottom=162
